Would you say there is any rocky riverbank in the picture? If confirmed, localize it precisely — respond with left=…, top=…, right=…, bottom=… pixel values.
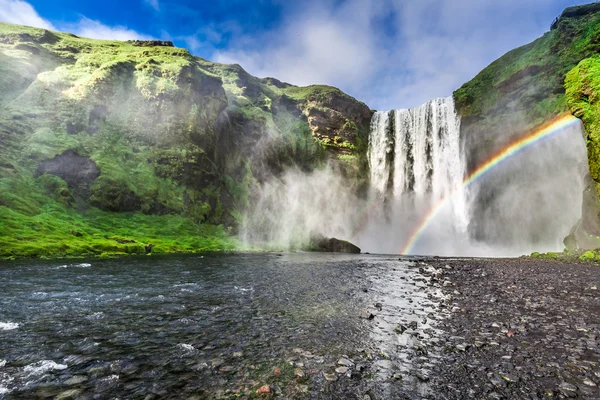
left=426, top=257, right=600, bottom=399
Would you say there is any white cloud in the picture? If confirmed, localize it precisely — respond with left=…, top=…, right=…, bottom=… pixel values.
left=0, top=0, right=153, bottom=41
left=212, top=0, right=590, bottom=110
left=0, top=0, right=55, bottom=30
left=214, top=0, right=382, bottom=91
left=144, top=0, right=160, bottom=12
left=69, top=17, right=153, bottom=41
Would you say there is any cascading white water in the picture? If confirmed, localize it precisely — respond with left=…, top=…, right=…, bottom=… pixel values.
left=242, top=97, right=587, bottom=256
left=364, top=97, right=587, bottom=256
left=364, top=97, right=470, bottom=253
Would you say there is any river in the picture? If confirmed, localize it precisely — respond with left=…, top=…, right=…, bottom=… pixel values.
left=0, top=253, right=446, bottom=399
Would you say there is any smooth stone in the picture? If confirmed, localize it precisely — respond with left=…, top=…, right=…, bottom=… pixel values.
left=256, top=384, right=270, bottom=394
left=56, top=389, right=83, bottom=400
left=335, top=367, right=349, bottom=374
left=337, top=358, right=354, bottom=367
left=64, top=376, right=88, bottom=385
left=324, top=372, right=337, bottom=381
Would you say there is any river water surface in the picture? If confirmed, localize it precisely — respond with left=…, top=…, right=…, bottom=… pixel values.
left=0, top=253, right=446, bottom=399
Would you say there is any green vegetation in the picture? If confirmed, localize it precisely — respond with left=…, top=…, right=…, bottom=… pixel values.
left=565, top=57, right=600, bottom=191
left=528, top=248, right=600, bottom=263
left=454, top=4, right=600, bottom=162
left=0, top=22, right=371, bottom=259
left=0, top=201, right=236, bottom=259
left=454, top=4, right=600, bottom=250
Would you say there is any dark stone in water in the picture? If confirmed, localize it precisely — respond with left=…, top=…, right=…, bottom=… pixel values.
left=310, top=234, right=361, bottom=254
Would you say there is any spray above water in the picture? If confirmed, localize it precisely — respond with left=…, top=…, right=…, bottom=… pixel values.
left=243, top=97, right=587, bottom=257
left=360, top=97, right=469, bottom=254
left=401, top=114, right=583, bottom=255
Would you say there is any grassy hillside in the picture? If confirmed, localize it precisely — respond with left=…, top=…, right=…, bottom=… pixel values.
left=0, top=22, right=371, bottom=259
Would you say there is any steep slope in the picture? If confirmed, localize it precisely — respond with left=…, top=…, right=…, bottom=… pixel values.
left=454, top=3, right=600, bottom=249
left=0, top=22, right=371, bottom=258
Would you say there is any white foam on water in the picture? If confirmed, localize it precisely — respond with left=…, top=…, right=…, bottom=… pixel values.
left=0, top=360, right=6, bottom=368
left=0, top=386, right=9, bottom=395
left=0, top=322, right=19, bottom=331
left=23, top=360, right=67, bottom=376
left=234, top=286, right=253, bottom=292
left=55, top=263, right=92, bottom=270
left=86, top=312, right=104, bottom=320
left=178, top=343, right=196, bottom=351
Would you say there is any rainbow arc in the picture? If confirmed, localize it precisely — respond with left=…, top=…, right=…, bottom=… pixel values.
left=400, top=114, right=581, bottom=255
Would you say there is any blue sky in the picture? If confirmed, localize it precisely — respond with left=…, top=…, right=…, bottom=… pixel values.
left=0, top=0, right=590, bottom=110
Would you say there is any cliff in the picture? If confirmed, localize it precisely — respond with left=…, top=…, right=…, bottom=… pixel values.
left=454, top=3, right=600, bottom=249
left=0, top=22, right=371, bottom=258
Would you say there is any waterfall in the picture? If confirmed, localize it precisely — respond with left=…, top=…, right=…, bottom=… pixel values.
left=365, top=97, right=587, bottom=256
left=366, top=97, right=469, bottom=252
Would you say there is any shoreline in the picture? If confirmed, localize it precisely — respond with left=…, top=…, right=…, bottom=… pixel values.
left=427, top=257, right=600, bottom=398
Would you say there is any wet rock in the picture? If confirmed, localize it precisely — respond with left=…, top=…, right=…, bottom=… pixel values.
left=309, top=234, right=361, bottom=253
left=64, top=376, right=88, bottom=385
left=500, top=372, right=518, bottom=383
left=558, top=382, right=578, bottom=397
left=256, top=384, right=271, bottom=394
left=415, top=371, right=430, bottom=382
left=219, top=365, right=235, bottom=373
left=324, top=372, right=337, bottom=381
left=337, top=358, right=354, bottom=367
left=360, top=311, right=376, bottom=320
left=582, top=378, right=597, bottom=387
left=56, top=389, right=83, bottom=400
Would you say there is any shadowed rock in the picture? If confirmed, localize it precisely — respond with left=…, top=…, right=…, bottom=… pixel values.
left=35, top=150, right=100, bottom=189
left=310, top=234, right=361, bottom=254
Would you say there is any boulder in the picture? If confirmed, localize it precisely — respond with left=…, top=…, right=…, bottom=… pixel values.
left=310, top=234, right=361, bottom=254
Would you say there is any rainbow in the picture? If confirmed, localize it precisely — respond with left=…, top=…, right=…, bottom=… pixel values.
left=400, top=113, right=581, bottom=255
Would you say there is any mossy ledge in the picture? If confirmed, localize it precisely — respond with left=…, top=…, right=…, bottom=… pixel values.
left=0, top=22, right=371, bottom=259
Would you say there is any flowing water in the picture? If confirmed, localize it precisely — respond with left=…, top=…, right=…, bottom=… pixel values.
left=361, top=97, right=469, bottom=254
left=362, top=98, right=587, bottom=256
left=0, top=254, right=445, bottom=399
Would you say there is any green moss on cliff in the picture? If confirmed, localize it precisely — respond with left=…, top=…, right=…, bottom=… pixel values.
left=0, top=21, right=372, bottom=258
left=454, top=3, right=600, bottom=169
left=565, top=57, right=600, bottom=187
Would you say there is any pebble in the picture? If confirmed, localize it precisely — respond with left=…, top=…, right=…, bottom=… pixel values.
left=337, top=358, right=354, bottom=367
left=256, top=384, right=270, bottom=394
left=324, top=372, right=337, bottom=381
left=335, top=366, right=349, bottom=374
left=558, top=382, right=578, bottom=397
left=64, top=376, right=88, bottom=385
left=56, top=389, right=83, bottom=400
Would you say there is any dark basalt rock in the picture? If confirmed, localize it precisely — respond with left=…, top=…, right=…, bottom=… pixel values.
left=35, top=150, right=100, bottom=189
left=310, top=234, right=361, bottom=254
left=126, top=40, right=174, bottom=47
left=552, top=3, right=600, bottom=30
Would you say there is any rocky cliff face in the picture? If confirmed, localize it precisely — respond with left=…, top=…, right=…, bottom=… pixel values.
left=453, top=3, right=600, bottom=250
left=0, top=22, right=370, bottom=258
